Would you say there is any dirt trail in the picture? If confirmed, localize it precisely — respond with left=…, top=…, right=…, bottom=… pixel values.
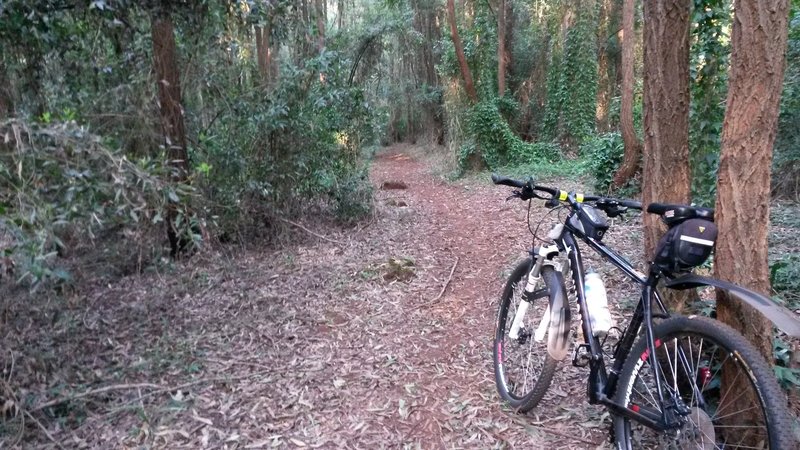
left=2, top=145, right=627, bottom=449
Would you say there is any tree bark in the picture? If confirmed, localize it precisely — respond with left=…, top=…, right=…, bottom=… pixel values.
left=315, top=0, right=325, bottom=52
left=152, top=12, right=190, bottom=256
left=447, top=0, right=477, bottom=102
left=641, top=0, right=692, bottom=311
left=255, top=25, right=272, bottom=85
left=497, top=0, right=507, bottom=96
left=0, top=58, right=13, bottom=118
left=715, top=0, right=790, bottom=360
left=595, top=0, right=613, bottom=132
left=611, top=0, right=643, bottom=188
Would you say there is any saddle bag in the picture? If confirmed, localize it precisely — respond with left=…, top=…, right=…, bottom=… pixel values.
left=653, top=218, right=717, bottom=273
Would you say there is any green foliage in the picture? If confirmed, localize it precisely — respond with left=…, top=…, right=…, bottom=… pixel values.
left=0, top=120, right=187, bottom=288
left=774, top=337, right=800, bottom=389
left=542, top=5, right=598, bottom=149
left=460, top=101, right=560, bottom=170
left=773, top=7, right=800, bottom=198
left=195, top=52, right=376, bottom=233
left=770, top=254, right=800, bottom=308
left=689, top=0, right=730, bottom=205
left=580, top=132, right=637, bottom=195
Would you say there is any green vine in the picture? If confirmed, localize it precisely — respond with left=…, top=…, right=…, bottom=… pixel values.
left=460, top=100, right=560, bottom=170
left=542, top=4, right=598, bottom=149
left=689, top=0, right=730, bottom=205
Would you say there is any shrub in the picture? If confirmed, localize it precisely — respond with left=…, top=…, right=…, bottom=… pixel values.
left=0, top=119, right=188, bottom=289
left=461, top=100, right=560, bottom=171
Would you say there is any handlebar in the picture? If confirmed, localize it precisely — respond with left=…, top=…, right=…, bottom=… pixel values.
left=491, top=173, right=642, bottom=215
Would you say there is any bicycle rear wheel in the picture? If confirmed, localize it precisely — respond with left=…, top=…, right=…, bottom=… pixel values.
left=612, top=315, right=795, bottom=449
left=493, top=259, right=564, bottom=412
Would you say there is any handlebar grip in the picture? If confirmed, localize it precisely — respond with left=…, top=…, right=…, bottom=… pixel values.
left=491, top=173, right=526, bottom=188
left=619, top=199, right=642, bottom=210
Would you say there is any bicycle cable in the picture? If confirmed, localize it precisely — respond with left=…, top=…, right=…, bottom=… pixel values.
left=528, top=201, right=565, bottom=247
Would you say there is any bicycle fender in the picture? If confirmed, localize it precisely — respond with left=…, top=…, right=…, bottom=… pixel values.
left=665, top=274, right=800, bottom=337
left=546, top=268, right=572, bottom=361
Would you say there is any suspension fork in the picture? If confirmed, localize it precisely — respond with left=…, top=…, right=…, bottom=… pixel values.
left=508, top=245, right=560, bottom=340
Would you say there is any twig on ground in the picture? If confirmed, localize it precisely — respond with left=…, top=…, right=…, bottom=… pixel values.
left=23, top=409, right=64, bottom=450
left=278, top=217, right=344, bottom=245
left=101, top=374, right=257, bottom=417
left=424, top=257, right=459, bottom=306
left=1, top=379, right=25, bottom=447
left=31, top=383, right=161, bottom=412
left=536, top=426, right=600, bottom=446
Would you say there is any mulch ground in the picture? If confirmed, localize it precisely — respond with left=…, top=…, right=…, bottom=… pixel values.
left=0, top=144, right=794, bottom=449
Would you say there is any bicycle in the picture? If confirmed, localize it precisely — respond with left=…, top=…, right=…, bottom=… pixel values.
left=490, top=174, right=800, bottom=449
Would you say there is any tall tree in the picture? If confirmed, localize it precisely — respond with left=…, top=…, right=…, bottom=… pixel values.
left=315, top=0, right=325, bottom=52
left=447, top=0, right=477, bottom=102
left=611, top=0, right=642, bottom=187
left=497, top=0, right=507, bottom=96
left=641, top=0, right=692, bottom=311
left=0, top=58, right=12, bottom=118
left=255, top=24, right=272, bottom=84
left=595, top=0, right=614, bottom=132
left=715, top=0, right=790, bottom=359
left=152, top=11, right=190, bottom=256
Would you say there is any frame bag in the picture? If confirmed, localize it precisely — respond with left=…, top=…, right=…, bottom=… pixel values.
left=654, top=218, right=717, bottom=273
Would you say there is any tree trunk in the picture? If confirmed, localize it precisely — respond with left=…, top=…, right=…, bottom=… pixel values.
left=315, top=0, right=325, bottom=52
left=255, top=25, right=271, bottom=85
left=715, top=0, right=790, bottom=360
left=0, top=58, right=12, bottom=118
left=447, top=0, right=477, bottom=102
left=504, top=0, right=514, bottom=93
left=595, top=0, right=612, bottom=132
left=497, top=0, right=507, bottom=96
left=611, top=0, right=643, bottom=188
left=152, top=13, right=190, bottom=256
left=641, top=0, right=692, bottom=311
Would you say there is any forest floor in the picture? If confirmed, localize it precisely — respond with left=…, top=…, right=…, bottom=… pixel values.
left=1, top=144, right=797, bottom=449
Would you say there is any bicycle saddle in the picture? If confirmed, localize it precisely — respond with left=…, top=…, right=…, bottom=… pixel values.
left=646, top=203, right=715, bottom=226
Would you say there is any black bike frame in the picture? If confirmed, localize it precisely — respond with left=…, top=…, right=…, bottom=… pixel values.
left=553, top=211, right=678, bottom=432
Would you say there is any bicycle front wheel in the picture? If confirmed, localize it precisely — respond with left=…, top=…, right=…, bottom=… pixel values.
left=612, top=315, right=795, bottom=449
left=493, top=259, right=564, bottom=412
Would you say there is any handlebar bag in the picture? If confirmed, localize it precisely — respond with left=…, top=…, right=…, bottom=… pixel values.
left=653, top=218, right=717, bottom=273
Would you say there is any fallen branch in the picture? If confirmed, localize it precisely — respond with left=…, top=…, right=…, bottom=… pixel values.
left=32, top=375, right=252, bottom=413
left=23, top=409, right=65, bottom=450
left=537, top=426, right=599, bottom=446
left=278, top=217, right=344, bottom=245
left=31, top=382, right=162, bottom=412
left=424, top=257, right=459, bottom=306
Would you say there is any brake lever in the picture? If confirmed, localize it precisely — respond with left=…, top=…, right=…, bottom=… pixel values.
left=544, top=197, right=560, bottom=208
left=506, top=191, right=522, bottom=201
left=606, top=205, right=628, bottom=217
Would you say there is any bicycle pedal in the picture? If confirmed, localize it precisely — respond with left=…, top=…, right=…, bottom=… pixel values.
left=572, top=343, right=591, bottom=368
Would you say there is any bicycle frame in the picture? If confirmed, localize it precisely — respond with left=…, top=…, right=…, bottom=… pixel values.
left=540, top=217, right=683, bottom=432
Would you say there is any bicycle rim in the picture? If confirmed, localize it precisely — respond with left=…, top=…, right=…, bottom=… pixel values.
left=616, top=323, right=777, bottom=449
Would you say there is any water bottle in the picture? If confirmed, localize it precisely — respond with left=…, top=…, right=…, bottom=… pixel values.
left=584, top=272, right=613, bottom=337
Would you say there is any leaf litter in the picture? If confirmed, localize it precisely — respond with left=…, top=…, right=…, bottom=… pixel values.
left=0, top=144, right=665, bottom=448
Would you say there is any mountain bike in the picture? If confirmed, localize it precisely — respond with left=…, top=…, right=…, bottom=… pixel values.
left=490, top=174, right=800, bottom=449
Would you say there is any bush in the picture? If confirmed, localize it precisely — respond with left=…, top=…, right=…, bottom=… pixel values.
left=0, top=119, right=187, bottom=289
left=460, top=100, right=560, bottom=170
left=193, top=52, right=375, bottom=236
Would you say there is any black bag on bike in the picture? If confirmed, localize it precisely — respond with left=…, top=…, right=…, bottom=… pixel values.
left=653, top=218, right=717, bottom=273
